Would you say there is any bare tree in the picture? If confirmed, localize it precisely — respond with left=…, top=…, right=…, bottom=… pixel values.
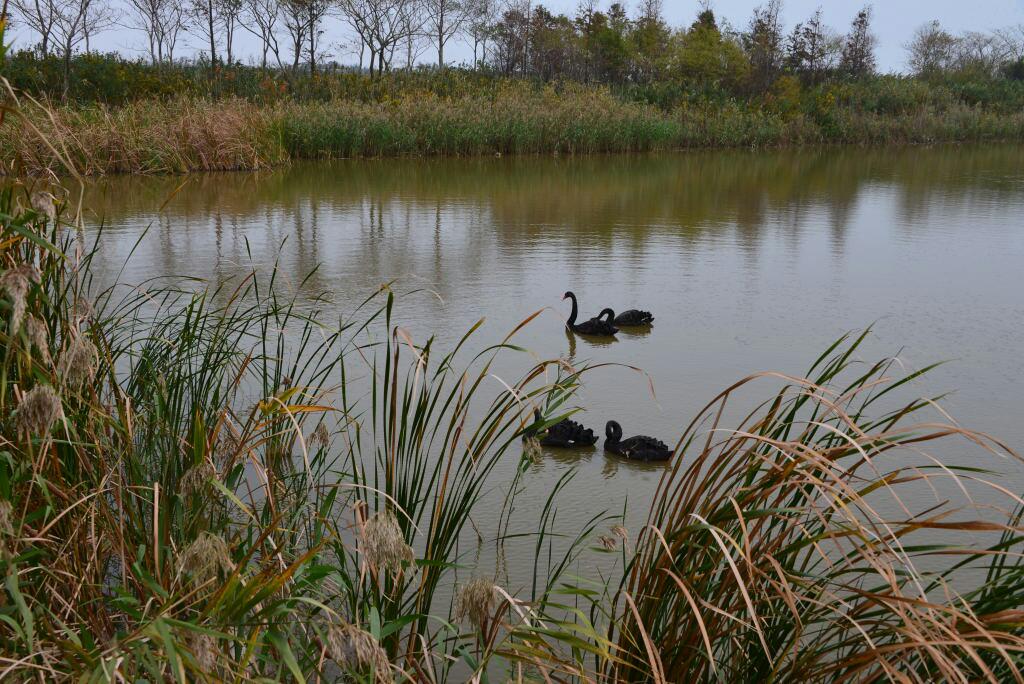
left=14, top=0, right=115, bottom=76
left=218, top=0, right=242, bottom=64
left=336, top=31, right=367, bottom=69
left=840, top=5, right=876, bottom=77
left=304, top=0, right=332, bottom=73
left=993, top=25, right=1024, bottom=63
left=906, top=20, right=957, bottom=77
left=637, top=0, right=661, bottom=23
left=240, top=0, right=281, bottom=69
left=127, top=0, right=185, bottom=64
left=12, top=0, right=58, bottom=55
left=337, top=0, right=371, bottom=71
left=50, top=0, right=115, bottom=87
left=955, top=31, right=1001, bottom=77
left=163, top=1, right=185, bottom=60
left=400, top=4, right=428, bottom=68
left=423, top=0, right=468, bottom=68
left=81, top=0, right=117, bottom=52
left=337, top=0, right=422, bottom=76
left=279, top=0, right=308, bottom=70
left=279, top=0, right=332, bottom=73
left=127, top=0, right=161, bottom=63
left=464, top=0, right=495, bottom=67
left=187, top=0, right=220, bottom=66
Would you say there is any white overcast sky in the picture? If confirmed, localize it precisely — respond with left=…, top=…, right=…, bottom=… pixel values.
left=7, top=0, right=1024, bottom=72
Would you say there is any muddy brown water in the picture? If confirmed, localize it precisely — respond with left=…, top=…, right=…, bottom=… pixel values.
left=84, top=145, right=1024, bottom=602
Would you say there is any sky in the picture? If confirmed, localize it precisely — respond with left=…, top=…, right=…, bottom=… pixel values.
left=7, top=0, right=1024, bottom=73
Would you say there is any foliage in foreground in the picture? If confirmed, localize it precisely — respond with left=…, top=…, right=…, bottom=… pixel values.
left=609, top=335, right=1024, bottom=681
left=0, top=179, right=614, bottom=679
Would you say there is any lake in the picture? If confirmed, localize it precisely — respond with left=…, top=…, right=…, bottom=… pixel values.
left=84, top=144, right=1024, bottom=591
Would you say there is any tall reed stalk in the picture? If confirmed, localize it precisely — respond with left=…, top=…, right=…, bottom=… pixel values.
left=605, top=332, right=1024, bottom=682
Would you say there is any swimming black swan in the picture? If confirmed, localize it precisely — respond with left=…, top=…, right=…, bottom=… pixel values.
left=525, top=409, right=598, bottom=448
left=604, top=421, right=672, bottom=462
left=563, top=292, right=617, bottom=336
left=610, top=308, right=654, bottom=326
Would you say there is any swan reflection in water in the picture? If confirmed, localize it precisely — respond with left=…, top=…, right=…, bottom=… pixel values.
left=601, top=453, right=670, bottom=478
left=564, top=327, right=618, bottom=360
left=616, top=325, right=653, bottom=340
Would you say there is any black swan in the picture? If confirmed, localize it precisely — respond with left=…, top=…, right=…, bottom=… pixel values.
left=524, top=409, right=598, bottom=448
left=604, top=421, right=672, bottom=462
left=563, top=292, right=617, bottom=336
left=610, top=308, right=654, bottom=326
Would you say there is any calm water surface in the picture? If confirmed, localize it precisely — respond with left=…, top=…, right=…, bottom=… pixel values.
left=86, top=146, right=1024, bottom=588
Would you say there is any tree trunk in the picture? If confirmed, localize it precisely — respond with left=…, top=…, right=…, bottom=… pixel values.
left=62, top=45, right=72, bottom=99
left=226, top=19, right=233, bottom=65
left=208, top=1, right=217, bottom=74
left=437, top=7, right=444, bottom=68
left=308, top=17, right=315, bottom=74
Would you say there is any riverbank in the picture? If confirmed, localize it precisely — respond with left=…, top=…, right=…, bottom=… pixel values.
left=5, top=81, right=1024, bottom=175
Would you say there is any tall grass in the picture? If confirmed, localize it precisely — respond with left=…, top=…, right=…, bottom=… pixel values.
left=607, top=333, right=1024, bottom=682
left=0, top=177, right=613, bottom=678
left=5, top=78, right=1024, bottom=175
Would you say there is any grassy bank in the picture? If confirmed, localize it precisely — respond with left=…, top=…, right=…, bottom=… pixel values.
left=3, top=100, right=1024, bottom=680
left=5, top=78, right=1024, bottom=175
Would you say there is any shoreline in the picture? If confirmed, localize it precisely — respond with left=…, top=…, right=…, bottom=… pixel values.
left=5, top=89, right=1024, bottom=176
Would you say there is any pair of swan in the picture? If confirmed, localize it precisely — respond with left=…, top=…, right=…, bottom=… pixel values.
left=525, top=410, right=672, bottom=462
left=563, top=291, right=653, bottom=337
left=539, top=291, right=665, bottom=460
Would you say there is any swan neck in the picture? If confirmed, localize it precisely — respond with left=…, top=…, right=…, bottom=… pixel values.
left=567, top=294, right=578, bottom=327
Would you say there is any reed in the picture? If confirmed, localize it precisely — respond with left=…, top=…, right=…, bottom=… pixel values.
left=0, top=179, right=610, bottom=679
left=605, top=332, right=1024, bottom=682
left=5, top=79, right=1024, bottom=175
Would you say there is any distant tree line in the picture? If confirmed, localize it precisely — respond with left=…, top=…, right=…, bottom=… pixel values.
left=5, top=0, right=1024, bottom=93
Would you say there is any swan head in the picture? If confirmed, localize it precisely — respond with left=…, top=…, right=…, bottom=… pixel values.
left=522, top=407, right=544, bottom=441
left=605, top=420, right=622, bottom=442
left=562, top=291, right=575, bottom=301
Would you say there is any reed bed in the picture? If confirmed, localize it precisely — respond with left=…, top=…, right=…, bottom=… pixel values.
left=3, top=85, right=1024, bottom=682
left=0, top=180, right=610, bottom=679
left=5, top=81, right=1024, bottom=175
left=2, top=96, right=284, bottom=175
left=607, top=334, right=1024, bottom=682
